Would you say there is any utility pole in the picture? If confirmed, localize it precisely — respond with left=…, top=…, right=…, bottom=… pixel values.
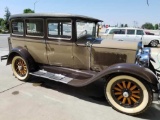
left=34, top=0, right=40, bottom=13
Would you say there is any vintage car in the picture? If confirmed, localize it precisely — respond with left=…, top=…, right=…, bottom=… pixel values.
left=1, top=13, right=160, bottom=115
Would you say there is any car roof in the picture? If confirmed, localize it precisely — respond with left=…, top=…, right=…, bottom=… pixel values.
left=10, top=13, right=103, bottom=22
left=106, top=27, right=144, bottom=30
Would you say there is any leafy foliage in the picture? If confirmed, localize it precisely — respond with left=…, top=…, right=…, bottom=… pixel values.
left=154, top=24, right=159, bottom=30
left=23, top=8, right=34, bottom=13
left=3, top=7, right=11, bottom=30
left=142, top=23, right=154, bottom=29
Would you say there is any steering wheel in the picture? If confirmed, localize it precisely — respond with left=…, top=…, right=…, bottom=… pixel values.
left=78, top=30, right=87, bottom=38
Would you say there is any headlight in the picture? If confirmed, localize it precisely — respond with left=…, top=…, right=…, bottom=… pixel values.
left=136, top=53, right=150, bottom=67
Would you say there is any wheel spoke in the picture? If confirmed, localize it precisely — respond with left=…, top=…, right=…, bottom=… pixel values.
left=132, top=90, right=140, bottom=94
left=117, top=83, right=123, bottom=89
left=127, top=82, right=131, bottom=89
left=117, top=95, right=123, bottom=100
left=114, top=87, right=122, bottom=92
left=132, top=94, right=140, bottom=99
left=122, top=81, right=126, bottom=88
left=122, top=97, right=127, bottom=104
left=115, top=92, right=122, bottom=95
left=130, top=85, right=137, bottom=91
left=127, top=98, right=131, bottom=105
left=130, top=97, right=137, bottom=103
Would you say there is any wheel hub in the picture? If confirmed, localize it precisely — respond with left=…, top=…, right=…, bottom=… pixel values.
left=123, top=92, right=129, bottom=98
left=18, top=65, right=22, bottom=70
left=111, top=80, right=143, bottom=107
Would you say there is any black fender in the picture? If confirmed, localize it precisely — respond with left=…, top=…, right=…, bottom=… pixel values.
left=69, top=63, right=158, bottom=87
left=7, top=46, right=37, bottom=72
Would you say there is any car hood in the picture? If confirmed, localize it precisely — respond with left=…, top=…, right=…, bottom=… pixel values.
left=92, top=39, right=138, bottom=50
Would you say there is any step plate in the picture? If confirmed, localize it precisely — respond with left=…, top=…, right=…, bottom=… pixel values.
left=30, top=70, right=73, bottom=84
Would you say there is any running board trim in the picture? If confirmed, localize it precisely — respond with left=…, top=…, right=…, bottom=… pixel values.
left=30, top=70, right=73, bottom=84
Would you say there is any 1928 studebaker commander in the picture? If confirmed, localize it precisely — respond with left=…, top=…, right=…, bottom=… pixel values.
left=1, top=13, right=160, bottom=115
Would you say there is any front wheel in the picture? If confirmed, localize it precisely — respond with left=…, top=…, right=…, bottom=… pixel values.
left=105, top=75, right=152, bottom=115
left=11, top=56, right=30, bottom=81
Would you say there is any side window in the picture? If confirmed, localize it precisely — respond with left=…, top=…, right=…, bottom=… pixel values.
left=26, top=19, right=44, bottom=37
left=11, top=20, right=24, bottom=35
left=48, top=19, right=72, bottom=40
left=109, top=29, right=125, bottom=34
left=127, top=29, right=135, bottom=35
left=137, top=30, right=144, bottom=35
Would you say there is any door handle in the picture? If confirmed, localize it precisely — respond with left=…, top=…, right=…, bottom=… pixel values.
left=118, top=39, right=123, bottom=41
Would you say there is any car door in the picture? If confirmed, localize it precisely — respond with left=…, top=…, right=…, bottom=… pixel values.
left=25, top=18, right=48, bottom=64
left=109, top=29, right=126, bottom=41
left=125, top=29, right=136, bottom=42
left=46, top=19, right=73, bottom=68
left=135, top=30, right=144, bottom=42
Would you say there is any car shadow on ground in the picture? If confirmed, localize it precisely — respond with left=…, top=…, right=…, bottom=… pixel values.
left=28, top=76, right=160, bottom=119
left=29, top=76, right=108, bottom=106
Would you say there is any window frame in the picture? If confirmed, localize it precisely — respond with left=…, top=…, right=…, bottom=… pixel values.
left=47, top=18, right=72, bottom=41
left=136, top=30, right=144, bottom=35
left=11, top=19, right=24, bottom=36
left=25, top=18, right=44, bottom=38
left=127, top=29, right=135, bottom=35
left=109, top=29, right=125, bottom=35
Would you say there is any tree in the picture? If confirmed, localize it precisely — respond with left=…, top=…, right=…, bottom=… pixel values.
left=154, top=24, right=159, bottom=30
left=23, top=8, right=34, bottom=13
left=124, top=24, right=128, bottom=27
left=142, top=23, right=154, bottom=29
left=3, top=7, right=11, bottom=30
left=0, top=18, right=4, bottom=27
left=120, top=24, right=124, bottom=27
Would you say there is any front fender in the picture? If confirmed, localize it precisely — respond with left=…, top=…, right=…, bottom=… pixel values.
left=69, top=63, right=158, bottom=87
left=7, top=46, right=37, bottom=71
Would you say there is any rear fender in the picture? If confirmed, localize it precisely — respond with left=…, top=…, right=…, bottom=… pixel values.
left=7, top=46, right=37, bottom=71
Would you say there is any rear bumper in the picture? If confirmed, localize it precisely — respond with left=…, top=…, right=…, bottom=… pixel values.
left=1, top=55, right=8, bottom=61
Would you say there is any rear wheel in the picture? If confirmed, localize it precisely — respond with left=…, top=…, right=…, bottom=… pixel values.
left=11, top=56, right=30, bottom=81
left=150, top=40, right=158, bottom=47
left=105, top=75, right=152, bottom=115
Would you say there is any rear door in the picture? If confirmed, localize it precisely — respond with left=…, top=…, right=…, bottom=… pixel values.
left=125, top=29, right=136, bottom=42
left=25, top=18, right=48, bottom=64
left=135, top=30, right=144, bottom=42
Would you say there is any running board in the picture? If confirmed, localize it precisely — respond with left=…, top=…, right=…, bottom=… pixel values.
left=30, top=70, right=73, bottom=84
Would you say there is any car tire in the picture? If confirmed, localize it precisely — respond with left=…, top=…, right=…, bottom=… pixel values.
left=150, top=40, right=158, bottom=47
left=104, top=75, right=152, bottom=115
left=11, top=56, right=30, bottom=81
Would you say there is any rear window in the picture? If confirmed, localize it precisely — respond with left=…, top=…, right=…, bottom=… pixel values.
left=127, top=29, right=135, bottom=35
left=109, top=29, right=125, bottom=34
left=136, top=30, right=144, bottom=35
left=26, top=19, right=44, bottom=37
left=11, top=20, right=24, bottom=35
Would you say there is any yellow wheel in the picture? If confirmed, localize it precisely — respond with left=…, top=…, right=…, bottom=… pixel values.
left=11, top=56, right=30, bottom=81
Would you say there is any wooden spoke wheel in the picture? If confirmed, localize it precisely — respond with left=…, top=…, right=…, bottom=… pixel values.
left=11, top=56, right=30, bottom=81
left=111, top=80, right=143, bottom=108
left=105, top=75, right=152, bottom=115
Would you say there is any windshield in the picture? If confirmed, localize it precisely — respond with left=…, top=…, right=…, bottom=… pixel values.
left=76, top=21, right=96, bottom=38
